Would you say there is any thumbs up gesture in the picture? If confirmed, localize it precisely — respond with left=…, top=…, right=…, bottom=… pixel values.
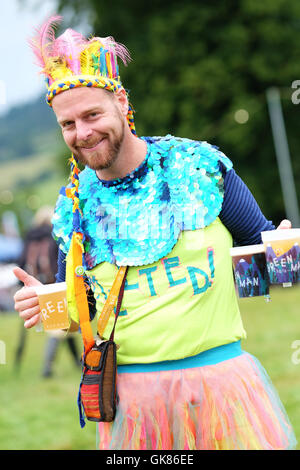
left=13, top=267, right=43, bottom=329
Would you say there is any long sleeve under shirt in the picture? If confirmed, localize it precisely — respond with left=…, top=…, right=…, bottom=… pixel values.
left=55, top=167, right=275, bottom=283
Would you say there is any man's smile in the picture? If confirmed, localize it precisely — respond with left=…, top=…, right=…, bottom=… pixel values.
left=78, top=137, right=106, bottom=151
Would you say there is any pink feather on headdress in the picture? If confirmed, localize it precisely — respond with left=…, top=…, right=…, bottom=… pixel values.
left=92, top=36, right=132, bottom=65
left=28, top=15, right=62, bottom=72
left=55, top=28, right=88, bottom=75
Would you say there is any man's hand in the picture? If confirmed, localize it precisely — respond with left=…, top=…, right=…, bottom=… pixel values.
left=277, top=219, right=292, bottom=230
left=13, top=267, right=43, bottom=329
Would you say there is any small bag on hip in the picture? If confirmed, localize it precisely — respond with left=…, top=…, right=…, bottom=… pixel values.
left=78, top=266, right=128, bottom=425
left=80, top=339, right=118, bottom=422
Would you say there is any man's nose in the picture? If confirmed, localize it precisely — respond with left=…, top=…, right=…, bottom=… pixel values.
left=75, top=121, right=93, bottom=141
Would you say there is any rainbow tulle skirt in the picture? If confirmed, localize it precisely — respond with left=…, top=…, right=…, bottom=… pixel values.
left=97, top=341, right=297, bottom=450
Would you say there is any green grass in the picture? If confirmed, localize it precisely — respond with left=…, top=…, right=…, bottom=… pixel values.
left=0, top=285, right=299, bottom=449
left=0, top=316, right=95, bottom=450
left=238, top=285, right=300, bottom=449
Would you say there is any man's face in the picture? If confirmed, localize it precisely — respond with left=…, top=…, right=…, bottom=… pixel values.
left=52, top=87, right=126, bottom=171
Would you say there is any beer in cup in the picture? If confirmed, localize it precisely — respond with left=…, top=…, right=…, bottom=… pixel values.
left=261, top=229, right=300, bottom=287
left=35, top=282, right=70, bottom=331
left=230, top=244, right=269, bottom=298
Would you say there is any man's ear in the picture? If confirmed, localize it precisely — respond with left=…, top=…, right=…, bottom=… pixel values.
left=114, top=88, right=129, bottom=117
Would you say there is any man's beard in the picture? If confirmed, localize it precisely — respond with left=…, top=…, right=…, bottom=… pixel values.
left=74, top=119, right=125, bottom=171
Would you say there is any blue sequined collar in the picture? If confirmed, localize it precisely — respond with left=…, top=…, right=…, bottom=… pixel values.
left=52, top=135, right=233, bottom=268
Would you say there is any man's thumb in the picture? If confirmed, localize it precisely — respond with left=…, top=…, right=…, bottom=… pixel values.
left=13, top=267, right=42, bottom=287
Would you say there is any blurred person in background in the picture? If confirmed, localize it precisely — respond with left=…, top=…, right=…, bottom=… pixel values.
left=13, top=16, right=296, bottom=450
left=0, top=212, right=23, bottom=311
left=14, top=205, right=80, bottom=377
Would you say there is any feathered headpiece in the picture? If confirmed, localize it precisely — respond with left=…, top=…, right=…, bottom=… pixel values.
left=29, top=15, right=135, bottom=134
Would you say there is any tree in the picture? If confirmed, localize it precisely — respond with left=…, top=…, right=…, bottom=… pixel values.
left=45, top=0, right=300, bottom=223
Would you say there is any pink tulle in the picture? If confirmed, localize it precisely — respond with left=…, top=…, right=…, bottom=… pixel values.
left=97, top=352, right=296, bottom=450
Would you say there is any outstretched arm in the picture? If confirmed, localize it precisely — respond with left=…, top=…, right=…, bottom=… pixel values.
left=219, top=168, right=291, bottom=244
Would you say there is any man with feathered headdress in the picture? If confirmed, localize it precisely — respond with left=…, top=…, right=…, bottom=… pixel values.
left=14, top=16, right=296, bottom=450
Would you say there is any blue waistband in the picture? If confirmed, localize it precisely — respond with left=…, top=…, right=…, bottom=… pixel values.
left=117, top=340, right=243, bottom=374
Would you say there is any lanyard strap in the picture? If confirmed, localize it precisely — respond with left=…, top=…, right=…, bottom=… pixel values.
left=97, top=265, right=128, bottom=338
left=108, top=266, right=128, bottom=342
left=68, top=232, right=95, bottom=354
left=78, top=265, right=128, bottom=354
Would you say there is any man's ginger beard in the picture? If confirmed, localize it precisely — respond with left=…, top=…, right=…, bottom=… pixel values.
left=73, top=107, right=126, bottom=171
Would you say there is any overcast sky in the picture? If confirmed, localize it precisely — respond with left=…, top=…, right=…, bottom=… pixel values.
left=0, top=0, right=89, bottom=116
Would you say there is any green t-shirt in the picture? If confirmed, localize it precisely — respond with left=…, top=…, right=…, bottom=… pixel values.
left=85, top=217, right=246, bottom=365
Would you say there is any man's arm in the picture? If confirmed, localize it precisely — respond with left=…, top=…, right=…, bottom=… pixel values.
left=219, top=167, right=276, bottom=245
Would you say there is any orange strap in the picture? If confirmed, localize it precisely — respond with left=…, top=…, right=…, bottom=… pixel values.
left=71, top=233, right=95, bottom=354
left=70, top=232, right=128, bottom=354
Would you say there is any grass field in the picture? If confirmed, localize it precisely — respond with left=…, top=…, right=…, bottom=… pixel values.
left=0, top=285, right=299, bottom=450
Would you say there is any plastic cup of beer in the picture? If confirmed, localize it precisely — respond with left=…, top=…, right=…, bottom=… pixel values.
left=35, top=282, right=70, bottom=331
left=230, top=244, right=270, bottom=299
left=261, top=229, right=300, bottom=287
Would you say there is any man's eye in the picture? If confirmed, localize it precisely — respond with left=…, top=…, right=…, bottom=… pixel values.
left=63, top=121, right=73, bottom=127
